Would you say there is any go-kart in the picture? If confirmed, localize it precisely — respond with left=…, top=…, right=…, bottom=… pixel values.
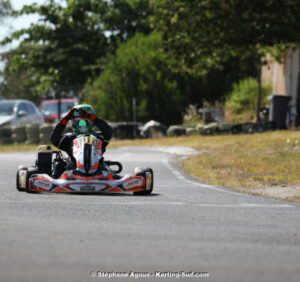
left=16, top=134, right=153, bottom=195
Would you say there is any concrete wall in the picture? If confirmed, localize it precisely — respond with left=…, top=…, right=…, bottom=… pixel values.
left=261, top=48, right=300, bottom=123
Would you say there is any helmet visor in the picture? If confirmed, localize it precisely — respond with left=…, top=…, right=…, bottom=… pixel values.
left=72, top=118, right=91, bottom=134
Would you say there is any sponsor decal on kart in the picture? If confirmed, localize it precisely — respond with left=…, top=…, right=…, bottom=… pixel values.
left=73, top=135, right=103, bottom=152
left=123, top=178, right=143, bottom=190
left=146, top=172, right=152, bottom=191
left=35, top=179, right=52, bottom=190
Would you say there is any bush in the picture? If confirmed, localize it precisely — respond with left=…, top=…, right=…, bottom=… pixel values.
left=226, top=77, right=271, bottom=123
left=84, top=32, right=183, bottom=125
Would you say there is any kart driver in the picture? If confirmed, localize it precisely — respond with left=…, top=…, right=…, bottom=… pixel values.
left=50, top=104, right=113, bottom=177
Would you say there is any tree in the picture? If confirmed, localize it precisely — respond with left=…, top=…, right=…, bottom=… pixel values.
left=0, top=50, right=40, bottom=103
left=103, top=0, right=153, bottom=49
left=151, top=0, right=300, bottom=69
left=84, top=32, right=183, bottom=125
left=1, top=0, right=109, bottom=96
left=0, top=0, right=11, bottom=22
left=0, top=0, right=155, bottom=97
left=150, top=0, right=300, bottom=120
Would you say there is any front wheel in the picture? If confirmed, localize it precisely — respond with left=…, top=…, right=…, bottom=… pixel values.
left=134, top=168, right=153, bottom=195
left=16, top=165, right=31, bottom=192
left=25, top=167, right=38, bottom=193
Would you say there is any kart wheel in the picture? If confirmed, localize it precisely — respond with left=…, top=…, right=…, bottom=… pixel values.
left=16, top=165, right=29, bottom=192
left=134, top=168, right=153, bottom=195
left=16, top=171, right=23, bottom=192
left=25, top=167, right=38, bottom=193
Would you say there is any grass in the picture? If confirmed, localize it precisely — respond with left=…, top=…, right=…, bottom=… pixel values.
left=1, top=131, right=300, bottom=202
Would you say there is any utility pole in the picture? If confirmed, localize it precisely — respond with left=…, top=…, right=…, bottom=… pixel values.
left=132, top=97, right=136, bottom=139
left=256, top=59, right=262, bottom=123
left=57, top=91, right=61, bottom=120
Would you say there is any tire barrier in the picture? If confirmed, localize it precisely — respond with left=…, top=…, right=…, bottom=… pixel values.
left=0, top=120, right=278, bottom=145
left=112, top=122, right=142, bottom=139
left=167, top=125, right=186, bottom=137
left=12, top=125, right=27, bottom=144
left=140, top=120, right=167, bottom=139
left=0, top=127, right=12, bottom=144
left=39, top=124, right=54, bottom=143
left=186, top=127, right=197, bottom=136
left=25, top=124, right=40, bottom=144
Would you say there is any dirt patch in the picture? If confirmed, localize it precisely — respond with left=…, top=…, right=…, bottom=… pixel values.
left=241, top=186, right=300, bottom=202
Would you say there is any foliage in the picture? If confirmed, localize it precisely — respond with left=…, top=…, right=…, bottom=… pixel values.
left=1, top=0, right=110, bottom=95
left=182, top=104, right=202, bottom=126
left=0, top=50, right=40, bottom=104
left=0, top=0, right=11, bottom=22
left=226, top=77, right=272, bottom=123
left=84, top=32, right=183, bottom=125
left=1, top=0, right=300, bottom=124
left=150, top=0, right=300, bottom=73
left=102, top=0, right=153, bottom=48
left=0, top=0, right=154, bottom=97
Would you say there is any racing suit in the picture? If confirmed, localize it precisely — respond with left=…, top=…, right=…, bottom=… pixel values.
left=50, top=116, right=113, bottom=178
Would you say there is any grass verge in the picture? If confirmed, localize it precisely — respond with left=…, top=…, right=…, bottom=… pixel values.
left=1, top=130, right=300, bottom=202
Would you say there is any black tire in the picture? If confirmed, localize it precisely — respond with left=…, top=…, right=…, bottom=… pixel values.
left=134, top=168, right=153, bottom=195
left=16, top=171, right=22, bottom=191
left=25, top=167, right=38, bottom=193
left=16, top=165, right=29, bottom=192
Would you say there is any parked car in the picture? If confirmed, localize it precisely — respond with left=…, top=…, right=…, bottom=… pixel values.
left=40, top=98, right=77, bottom=123
left=0, top=99, right=44, bottom=127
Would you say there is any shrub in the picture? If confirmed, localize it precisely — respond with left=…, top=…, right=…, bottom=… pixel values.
left=226, top=77, right=271, bottom=123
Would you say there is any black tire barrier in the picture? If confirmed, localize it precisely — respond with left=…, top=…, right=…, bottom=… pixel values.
left=39, top=124, right=54, bottom=134
left=167, top=126, right=186, bottom=137
left=12, top=125, right=26, bottom=135
left=12, top=133, right=27, bottom=143
left=39, top=133, right=50, bottom=143
left=26, top=124, right=39, bottom=133
left=0, top=137, right=12, bottom=144
left=0, top=126, right=12, bottom=137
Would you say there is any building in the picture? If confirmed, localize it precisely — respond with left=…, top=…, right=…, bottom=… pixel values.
left=261, top=49, right=300, bottom=126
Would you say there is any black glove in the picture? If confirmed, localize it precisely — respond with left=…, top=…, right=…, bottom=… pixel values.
left=60, top=108, right=76, bottom=125
left=65, top=108, right=76, bottom=121
left=80, top=108, right=97, bottom=123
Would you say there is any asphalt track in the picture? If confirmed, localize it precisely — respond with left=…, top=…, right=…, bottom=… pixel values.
left=0, top=147, right=300, bottom=282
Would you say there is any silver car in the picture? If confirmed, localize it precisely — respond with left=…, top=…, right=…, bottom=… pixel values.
left=0, top=99, right=44, bottom=127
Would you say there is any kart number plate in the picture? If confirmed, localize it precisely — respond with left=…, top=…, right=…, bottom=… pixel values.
left=80, top=185, right=96, bottom=192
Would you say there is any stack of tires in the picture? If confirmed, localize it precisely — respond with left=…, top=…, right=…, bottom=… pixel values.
left=11, top=125, right=27, bottom=144
left=167, top=125, right=186, bottom=137
left=39, top=124, right=54, bottom=144
left=0, top=127, right=13, bottom=144
left=25, top=124, right=40, bottom=144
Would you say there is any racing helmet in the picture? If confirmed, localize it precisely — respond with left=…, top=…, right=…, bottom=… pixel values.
left=71, top=104, right=95, bottom=135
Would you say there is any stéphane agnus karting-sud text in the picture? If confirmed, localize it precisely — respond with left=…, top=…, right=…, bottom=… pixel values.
left=90, top=271, right=210, bottom=279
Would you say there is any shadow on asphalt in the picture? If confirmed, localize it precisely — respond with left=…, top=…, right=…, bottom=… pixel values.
left=35, top=192, right=161, bottom=197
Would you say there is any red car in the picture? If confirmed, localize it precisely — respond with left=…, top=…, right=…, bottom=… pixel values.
left=40, top=98, right=77, bottom=123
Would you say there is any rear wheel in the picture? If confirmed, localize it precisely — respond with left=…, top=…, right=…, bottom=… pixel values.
left=25, top=167, right=38, bottom=193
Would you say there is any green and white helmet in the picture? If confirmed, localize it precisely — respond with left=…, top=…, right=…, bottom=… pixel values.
left=71, top=104, right=95, bottom=135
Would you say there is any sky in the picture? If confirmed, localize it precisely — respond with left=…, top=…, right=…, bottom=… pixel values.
left=0, top=0, right=46, bottom=48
